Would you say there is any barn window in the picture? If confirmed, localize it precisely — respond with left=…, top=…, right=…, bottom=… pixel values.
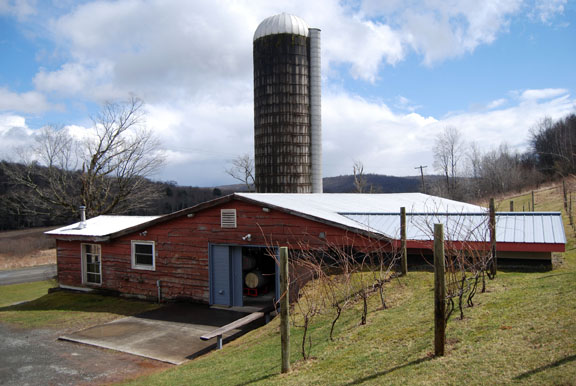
left=221, top=209, right=237, bottom=228
left=131, top=240, right=155, bottom=271
left=82, top=243, right=101, bottom=285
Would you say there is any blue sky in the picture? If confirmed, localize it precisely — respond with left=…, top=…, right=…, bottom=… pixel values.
left=0, top=0, right=574, bottom=186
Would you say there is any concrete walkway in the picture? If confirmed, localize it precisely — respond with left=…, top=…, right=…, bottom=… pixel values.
left=59, top=303, right=265, bottom=365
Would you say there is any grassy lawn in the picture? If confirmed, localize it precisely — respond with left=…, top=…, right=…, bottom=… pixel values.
left=125, top=184, right=576, bottom=385
left=0, top=280, right=56, bottom=308
left=0, top=282, right=161, bottom=330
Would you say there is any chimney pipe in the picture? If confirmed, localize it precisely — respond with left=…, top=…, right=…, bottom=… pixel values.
left=79, top=206, right=86, bottom=229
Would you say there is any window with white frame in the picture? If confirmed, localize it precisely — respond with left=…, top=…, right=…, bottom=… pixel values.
left=131, top=240, right=155, bottom=270
left=82, top=243, right=102, bottom=285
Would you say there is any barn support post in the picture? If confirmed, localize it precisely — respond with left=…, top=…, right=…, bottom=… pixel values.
left=400, top=207, right=408, bottom=275
left=434, top=223, right=446, bottom=357
left=489, top=198, right=497, bottom=277
left=279, top=246, right=290, bottom=373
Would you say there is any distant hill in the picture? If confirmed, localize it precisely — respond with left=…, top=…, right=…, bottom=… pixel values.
left=323, top=174, right=422, bottom=193
left=219, top=174, right=429, bottom=193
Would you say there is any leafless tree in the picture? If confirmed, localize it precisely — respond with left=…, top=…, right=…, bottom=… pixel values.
left=353, top=160, right=370, bottom=193
left=225, top=153, right=255, bottom=192
left=4, top=97, right=165, bottom=219
left=530, top=114, right=576, bottom=176
left=433, top=127, right=465, bottom=199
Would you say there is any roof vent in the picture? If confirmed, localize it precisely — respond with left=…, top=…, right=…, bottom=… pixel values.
left=221, top=209, right=237, bottom=228
left=79, top=206, right=87, bottom=229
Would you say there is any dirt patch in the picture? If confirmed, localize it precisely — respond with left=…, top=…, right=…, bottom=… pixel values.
left=0, top=249, right=56, bottom=271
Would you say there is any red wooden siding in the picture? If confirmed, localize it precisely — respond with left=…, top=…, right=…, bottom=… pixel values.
left=56, top=200, right=391, bottom=302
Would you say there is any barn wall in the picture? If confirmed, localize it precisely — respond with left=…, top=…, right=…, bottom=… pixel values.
left=56, top=239, right=83, bottom=287
left=55, top=200, right=390, bottom=302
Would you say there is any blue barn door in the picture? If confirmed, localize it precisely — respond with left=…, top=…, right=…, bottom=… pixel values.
left=209, top=245, right=243, bottom=307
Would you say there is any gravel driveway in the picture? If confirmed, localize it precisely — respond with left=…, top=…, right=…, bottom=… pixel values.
left=0, top=323, right=171, bottom=385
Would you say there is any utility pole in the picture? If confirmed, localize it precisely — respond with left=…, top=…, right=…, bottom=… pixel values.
left=414, top=165, right=428, bottom=194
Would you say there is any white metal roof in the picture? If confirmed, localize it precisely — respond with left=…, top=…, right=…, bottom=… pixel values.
left=45, top=193, right=565, bottom=246
left=343, top=212, right=566, bottom=244
left=237, top=193, right=487, bottom=238
left=46, top=215, right=160, bottom=237
left=254, top=13, right=309, bottom=41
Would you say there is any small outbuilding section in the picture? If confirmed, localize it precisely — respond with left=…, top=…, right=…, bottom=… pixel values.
left=47, top=193, right=566, bottom=305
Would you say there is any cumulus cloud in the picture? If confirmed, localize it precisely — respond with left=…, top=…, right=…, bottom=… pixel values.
left=0, top=0, right=36, bottom=20
left=520, top=88, right=568, bottom=101
left=531, top=0, right=567, bottom=23
left=1, top=1, right=572, bottom=185
left=0, top=113, right=35, bottom=161
left=318, top=88, right=575, bottom=178
left=0, top=87, right=53, bottom=113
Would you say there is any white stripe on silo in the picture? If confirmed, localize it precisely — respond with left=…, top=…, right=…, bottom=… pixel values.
left=309, top=28, right=323, bottom=193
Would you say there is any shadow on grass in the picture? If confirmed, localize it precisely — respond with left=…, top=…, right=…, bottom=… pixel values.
left=346, top=356, right=432, bottom=385
left=0, top=290, right=158, bottom=317
left=514, top=354, right=576, bottom=380
left=237, top=365, right=278, bottom=385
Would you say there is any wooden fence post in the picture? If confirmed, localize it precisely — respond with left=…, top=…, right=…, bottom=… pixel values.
left=563, top=180, right=568, bottom=211
left=570, top=192, right=574, bottom=227
left=532, top=191, right=535, bottom=211
left=489, top=198, right=497, bottom=277
left=400, top=207, right=408, bottom=276
left=434, top=223, right=446, bottom=357
left=279, top=246, right=290, bottom=373
left=509, top=200, right=514, bottom=212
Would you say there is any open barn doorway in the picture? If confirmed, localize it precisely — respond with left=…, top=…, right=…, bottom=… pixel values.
left=209, top=244, right=278, bottom=308
left=241, top=246, right=278, bottom=308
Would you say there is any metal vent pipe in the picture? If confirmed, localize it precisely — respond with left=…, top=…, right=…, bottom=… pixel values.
left=79, top=205, right=86, bottom=229
left=309, top=28, right=322, bottom=193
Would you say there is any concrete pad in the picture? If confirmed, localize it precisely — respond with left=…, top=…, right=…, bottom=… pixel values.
left=59, top=303, right=264, bottom=365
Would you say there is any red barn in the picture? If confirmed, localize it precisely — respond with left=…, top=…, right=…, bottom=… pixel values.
left=47, top=193, right=566, bottom=306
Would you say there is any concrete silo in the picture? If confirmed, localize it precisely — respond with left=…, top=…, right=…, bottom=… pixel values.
left=253, top=13, right=322, bottom=193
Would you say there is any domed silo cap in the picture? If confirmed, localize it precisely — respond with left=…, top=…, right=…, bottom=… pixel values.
left=254, top=13, right=310, bottom=41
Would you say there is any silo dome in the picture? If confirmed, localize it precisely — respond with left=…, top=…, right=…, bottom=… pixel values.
left=253, top=13, right=309, bottom=41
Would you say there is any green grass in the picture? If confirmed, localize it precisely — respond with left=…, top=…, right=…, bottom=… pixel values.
left=125, top=184, right=576, bottom=385
left=0, top=280, right=56, bottom=308
left=0, top=284, right=160, bottom=329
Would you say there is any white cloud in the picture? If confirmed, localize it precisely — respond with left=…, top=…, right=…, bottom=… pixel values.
left=520, top=88, right=568, bottom=101
left=0, top=0, right=36, bottom=20
left=486, top=98, right=508, bottom=109
left=0, top=87, right=53, bottom=113
left=1, top=1, right=572, bottom=186
left=531, top=0, right=567, bottom=23
left=0, top=113, right=35, bottom=161
left=400, top=0, right=523, bottom=65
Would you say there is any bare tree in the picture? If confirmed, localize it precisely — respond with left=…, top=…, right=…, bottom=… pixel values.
left=530, top=114, right=576, bottom=176
left=433, top=127, right=465, bottom=199
left=225, top=153, right=255, bottom=192
left=353, top=160, right=369, bottom=193
left=5, top=97, right=165, bottom=219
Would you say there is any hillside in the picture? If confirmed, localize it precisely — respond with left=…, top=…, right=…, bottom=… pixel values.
left=127, top=180, right=576, bottom=385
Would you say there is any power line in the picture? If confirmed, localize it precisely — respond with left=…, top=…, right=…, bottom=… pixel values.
left=414, top=165, right=427, bottom=193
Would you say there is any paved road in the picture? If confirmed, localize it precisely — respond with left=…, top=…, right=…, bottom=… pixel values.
left=0, top=264, right=57, bottom=286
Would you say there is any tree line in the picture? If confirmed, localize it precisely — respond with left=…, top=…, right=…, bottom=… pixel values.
left=0, top=97, right=223, bottom=231
left=430, top=113, right=575, bottom=201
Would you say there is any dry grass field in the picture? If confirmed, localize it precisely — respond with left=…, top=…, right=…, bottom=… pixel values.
left=0, top=227, right=57, bottom=270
